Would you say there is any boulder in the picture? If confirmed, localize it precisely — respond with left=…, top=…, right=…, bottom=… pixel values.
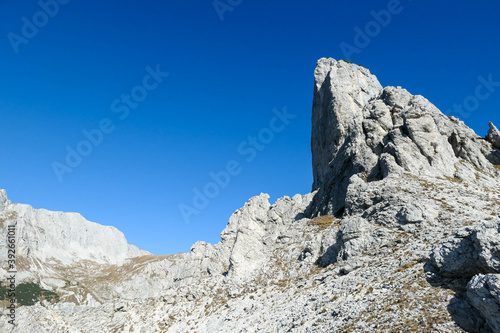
left=467, top=274, right=500, bottom=332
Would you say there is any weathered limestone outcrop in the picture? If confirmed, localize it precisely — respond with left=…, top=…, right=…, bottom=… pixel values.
left=467, top=274, right=500, bottom=332
left=310, top=58, right=498, bottom=217
left=430, top=221, right=500, bottom=278
left=487, top=122, right=500, bottom=150
left=0, top=190, right=149, bottom=305
left=0, top=197, right=147, bottom=266
left=428, top=220, right=500, bottom=332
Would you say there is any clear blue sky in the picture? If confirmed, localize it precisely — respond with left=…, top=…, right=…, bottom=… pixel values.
left=0, top=0, right=499, bottom=255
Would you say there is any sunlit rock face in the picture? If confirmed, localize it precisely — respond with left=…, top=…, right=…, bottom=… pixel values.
left=311, top=58, right=496, bottom=216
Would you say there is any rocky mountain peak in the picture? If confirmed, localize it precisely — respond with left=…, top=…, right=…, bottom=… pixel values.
left=0, top=190, right=148, bottom=273
left=311, top=57, right=500, bottom=216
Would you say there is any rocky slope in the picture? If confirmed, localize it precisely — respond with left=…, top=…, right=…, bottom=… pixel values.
left=0, top=190, right=149, bottom=305
left=1, top=58, right=500, bottom=332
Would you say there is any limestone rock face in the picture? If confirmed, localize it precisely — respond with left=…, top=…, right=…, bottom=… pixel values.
left=5, top=201, right=147, bottom=264
left=222, top=192, right=315, bottom=280
left=222, top=194, right=270, bottom=280
left=430, top=221, right=500, bottom=278
left=0, top=191, right=149, bottom=305
left=467, top=274, right=500, bottom=332
left=429, top=219, right=500, bottom=332
left=310, top=58, right=497, bottom=216
left=1, top=58, right=500, bottom=332
left=311, top=59, right=383, bottom=215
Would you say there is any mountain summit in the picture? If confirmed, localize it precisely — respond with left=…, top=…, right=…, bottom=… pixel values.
left=311, top=58, right=499, bottom=217
left=1, top=58, right=500, bottom=332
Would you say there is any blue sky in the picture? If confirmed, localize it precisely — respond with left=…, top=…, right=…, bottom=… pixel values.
left=0, top=0, right=499, bottom=255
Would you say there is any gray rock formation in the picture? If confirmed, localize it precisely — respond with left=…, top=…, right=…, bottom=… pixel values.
left=0, top=194, right=147, bottom=266
left=467, top=274, right=500, bottom=332
left=487, top=122, right=500, bottom=150
left=0, top=191, right=149, bottom=305
left=310, top=58, right=497, bottom=216
left=429, top=219, right=500, bottom=332
left=430, top=221, right=500, bottom=278
left=1, top=58, right=500, bottom=332
left=311, top=59, right=383, bottom=216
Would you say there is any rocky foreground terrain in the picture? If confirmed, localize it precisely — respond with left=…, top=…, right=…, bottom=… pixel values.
left=1, top=58, right=500, bottom=332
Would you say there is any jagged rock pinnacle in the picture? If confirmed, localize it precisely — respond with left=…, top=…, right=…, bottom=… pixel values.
left=310, top=57, right=499, bottom=217
left=487, top=122, right=500, bottom=150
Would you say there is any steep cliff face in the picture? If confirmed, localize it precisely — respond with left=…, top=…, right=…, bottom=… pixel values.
left=0, top=191, right=149, bottom=305
left=1, top=58, right=500, bottom=332
left=311, top=59, right=382, bottom=196
left=311, top=58, right=498, bottom=216
left=6, top=202, right=146, bottom=265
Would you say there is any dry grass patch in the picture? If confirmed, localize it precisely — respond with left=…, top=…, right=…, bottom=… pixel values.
left=341, top=273, right=456, bottom=332
left=308, top=215, right=339, bottom=230
left=0, top=211, right=17, bottom=228
left=395, top=260, right=419, bottom=273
